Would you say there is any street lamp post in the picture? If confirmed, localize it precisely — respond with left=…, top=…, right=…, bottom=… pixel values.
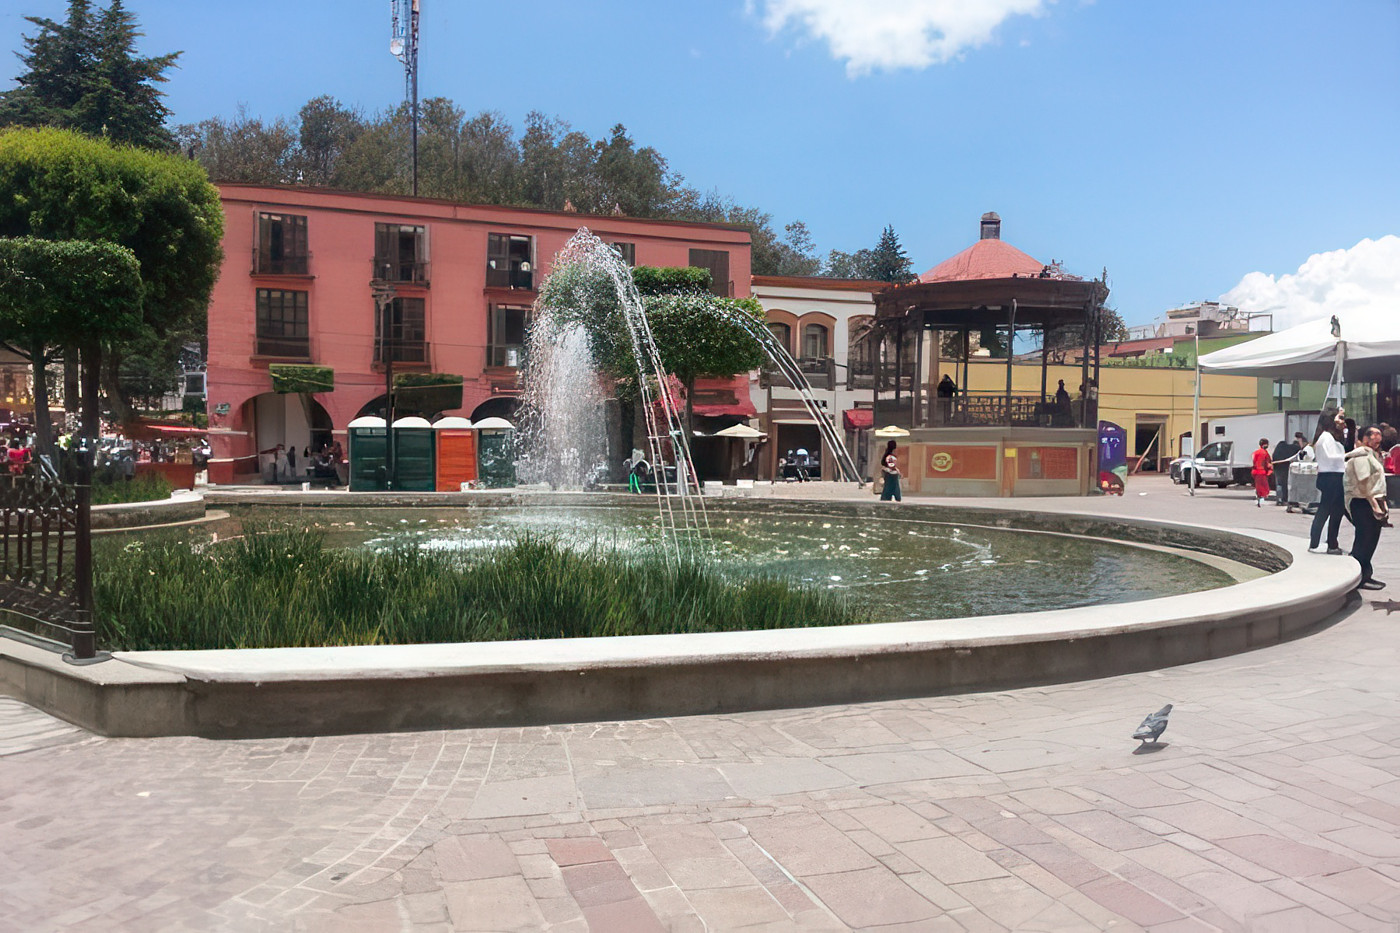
left=372, top=275, right=398, bottom=489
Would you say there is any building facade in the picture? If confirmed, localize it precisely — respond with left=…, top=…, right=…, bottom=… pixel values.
left=749, top=275, right=892, bottom=480
left=205, top=185, right=751, bottom=480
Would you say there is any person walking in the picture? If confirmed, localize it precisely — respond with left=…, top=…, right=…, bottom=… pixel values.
left=1251, top=438, right=1272, bottom=507
left=1309, top=411, right=1348, bottom=554
left=1344, top=424, right=1388, bottom=589
left=879, top=439, right=902, bottom=502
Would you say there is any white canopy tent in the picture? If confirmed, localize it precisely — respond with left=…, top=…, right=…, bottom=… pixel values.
left=1198, top=311, right=1400, bottom=383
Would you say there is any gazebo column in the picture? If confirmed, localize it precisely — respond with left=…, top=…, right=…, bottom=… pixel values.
left=1004, top=300, right=1017, bottom=427
left=1040, top=322, right=1049, bottom=425
left=912, top=322, right=925, bottom=426
left=1079, top=309, right=1091, bottom=427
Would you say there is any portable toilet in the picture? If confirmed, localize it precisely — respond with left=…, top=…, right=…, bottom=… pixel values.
left=347, top=416, right=387, bottom=491
left=433, top=417, right=477, bottom=491
left=391, top=416, right=436, bottom=491
left=474, top=417, right=516, bottom=488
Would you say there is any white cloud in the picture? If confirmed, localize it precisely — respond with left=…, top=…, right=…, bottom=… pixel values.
left=751, top=0, right=1050, bottom=76
left=1220, top=236, right=1400, bottom=332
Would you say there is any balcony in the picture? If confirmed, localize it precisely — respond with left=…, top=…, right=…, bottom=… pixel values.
left=848, top=362, right=914, bottom=391
left=761, top=356, right=835, bottom=390
left=253, top=335, right=310, bottom=360
left=487, top=344, right=524, bottom=369
left=252, top=249, right=310, bottom=276
left=485, top=265, right=534, bottom=291
left=372, top=259, right=430, bottom=287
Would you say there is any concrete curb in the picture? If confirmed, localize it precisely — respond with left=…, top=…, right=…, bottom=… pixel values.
left=0, top=505, right=1359, bottom=739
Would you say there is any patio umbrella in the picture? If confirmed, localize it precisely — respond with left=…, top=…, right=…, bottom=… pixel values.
left=874, top=425, right=911, bottom=438
left=714, top=423, right=766, bottom=438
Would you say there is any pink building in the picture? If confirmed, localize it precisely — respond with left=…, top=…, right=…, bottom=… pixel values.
left=205, top=185, right=752, bottom=481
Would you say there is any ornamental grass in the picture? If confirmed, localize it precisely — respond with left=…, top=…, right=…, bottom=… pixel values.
left=94, top=524, right=873, bottom=651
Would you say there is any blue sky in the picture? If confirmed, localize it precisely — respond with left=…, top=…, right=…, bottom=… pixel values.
left=3, top=0, right=1397, bottom=328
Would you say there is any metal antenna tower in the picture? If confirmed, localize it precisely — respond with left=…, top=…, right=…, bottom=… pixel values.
left=390, top=0, right=420, bottom=196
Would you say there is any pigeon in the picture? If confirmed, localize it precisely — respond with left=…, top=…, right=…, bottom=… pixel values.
left=1132, top=704, right=1172, bottom=746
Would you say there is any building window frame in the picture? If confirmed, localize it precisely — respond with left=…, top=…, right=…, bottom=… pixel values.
left=802, top=323, right=830, bottom=362
left=374, top=295, right=428, bottom=364
left=488, top=304, right=530, bottom=368
left=608, top=241, right=636, bottom=266
left=254, top=212, right=309, bottom=275
left=373, top=223, right=429, bottom=285
left=487, top=233, right=535, bottom=289
left=688, top=248, right=730, bottom=297
left=255, top=288, right=310, bottom=359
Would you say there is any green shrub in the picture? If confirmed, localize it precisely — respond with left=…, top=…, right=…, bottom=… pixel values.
left=93, top=525, right=875, bottom=650
left=90, top=473, right=174, bottom=505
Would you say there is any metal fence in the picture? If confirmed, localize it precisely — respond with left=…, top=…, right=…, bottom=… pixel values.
left=0, top=462, right=94, bottom=659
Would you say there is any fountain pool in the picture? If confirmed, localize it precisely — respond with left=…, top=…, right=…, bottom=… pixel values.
left=213, top=500, right=1247, bottom=622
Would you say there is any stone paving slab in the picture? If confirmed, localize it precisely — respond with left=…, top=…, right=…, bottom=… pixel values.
left=1, top=476, right=1398, bottom=930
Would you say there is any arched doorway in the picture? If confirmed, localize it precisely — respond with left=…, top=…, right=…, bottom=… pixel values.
left=248, top=392, right=333, bottom=456
left=357, top=393, right=467, bottom=422
left=470, top=396, right=520, bottom=423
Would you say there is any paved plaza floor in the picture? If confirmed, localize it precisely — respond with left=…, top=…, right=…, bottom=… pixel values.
left=3, top=476, right=1399, bottom=931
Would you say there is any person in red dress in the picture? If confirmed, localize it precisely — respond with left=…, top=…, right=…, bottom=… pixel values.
left=1251, top=438, right=1272, bottom=507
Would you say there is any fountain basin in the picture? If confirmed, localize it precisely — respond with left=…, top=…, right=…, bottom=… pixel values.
left=0, top=496, right=1356, bottom=738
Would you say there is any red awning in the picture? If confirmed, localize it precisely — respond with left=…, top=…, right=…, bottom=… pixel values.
left=692, top=398, right=758, bottom=418
left=843, top=408, right=874, bottom=430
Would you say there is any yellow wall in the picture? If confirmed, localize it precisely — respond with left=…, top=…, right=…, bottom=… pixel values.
left=956, top=361, right=1258, bottom=458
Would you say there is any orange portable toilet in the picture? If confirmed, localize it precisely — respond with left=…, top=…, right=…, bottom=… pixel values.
left=434, top=416, right=477, bottom=490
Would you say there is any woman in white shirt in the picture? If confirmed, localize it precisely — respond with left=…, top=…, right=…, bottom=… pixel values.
left=1309, top=411, right=1349, bottom=554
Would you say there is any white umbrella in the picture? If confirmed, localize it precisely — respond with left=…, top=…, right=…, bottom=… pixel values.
left=714, top=423, right=765, bottom=438
left=874, top=425, right=911, bottom=438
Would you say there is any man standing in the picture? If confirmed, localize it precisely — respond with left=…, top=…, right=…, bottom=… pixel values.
left=936, top=374, right=957, bottom=424
left=1344, top=424, right=1388, bottom=590
left=1272, top=432, right=1303, bottom=507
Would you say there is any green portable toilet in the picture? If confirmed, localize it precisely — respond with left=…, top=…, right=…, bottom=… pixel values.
left=474, top=417, right=517, bottom=488
left=347, top=416, right=388, bottom=490
left=391, top=416, right=436, bottom=491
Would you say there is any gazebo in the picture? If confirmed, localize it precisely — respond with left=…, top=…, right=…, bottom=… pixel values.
left=868, top=213, right=1108, bottom=496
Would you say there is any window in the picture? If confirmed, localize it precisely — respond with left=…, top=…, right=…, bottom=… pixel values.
left=688, top=249, right=730, bottom=297
left=374, top=296, right=427, bottom=364
left=487, top=234, right=535, bottom=289
left=766, top=322, right=791, bottom=354
left=374, top=224, right=428, bottom=285
left=255, top=213, right=308, bottom=275
left=489, top=304, right=529, bottom=368
left=255, top=289, right=309, bottom=358
left=608, top=242, right=636, bottom=266
left=802, top=323, right=830, bottom=360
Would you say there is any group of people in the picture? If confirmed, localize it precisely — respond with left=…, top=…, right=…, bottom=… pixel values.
left=1250, top=409, right=1392, bottom=591
left=260, top=441, right=344, bottom=484
left=777, top=449, right=817, bottom=482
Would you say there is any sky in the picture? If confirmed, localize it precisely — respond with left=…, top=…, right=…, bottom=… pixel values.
left=2, top=0, right=1398, bottom=330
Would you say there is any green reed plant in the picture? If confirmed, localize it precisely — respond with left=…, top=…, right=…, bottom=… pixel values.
left=90, top=473, right=175, bottom=505
left=94, top=524, right=875, bottom=650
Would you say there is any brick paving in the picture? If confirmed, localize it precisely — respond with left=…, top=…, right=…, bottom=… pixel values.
left=3, top=476, right=1400, bottom=931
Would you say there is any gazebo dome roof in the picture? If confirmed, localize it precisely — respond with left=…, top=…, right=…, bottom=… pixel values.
left=918, top=212, right=1043, bottom=283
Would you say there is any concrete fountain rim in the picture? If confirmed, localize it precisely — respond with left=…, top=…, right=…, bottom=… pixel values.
left=1, top=495, right=1358, bottom=737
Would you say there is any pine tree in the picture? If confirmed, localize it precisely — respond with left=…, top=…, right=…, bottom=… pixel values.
left=867, top=225, right=916, bottom=283
left=0, top=0, right=179, bottom=150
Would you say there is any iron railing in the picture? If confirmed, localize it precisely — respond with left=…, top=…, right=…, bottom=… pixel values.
left=0, top=458, right=94, bottom=659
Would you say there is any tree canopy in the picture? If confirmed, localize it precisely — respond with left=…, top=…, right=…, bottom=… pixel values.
left=0, top=126, right=223, bottom=423
left=823, top=225, right=917, bottom=282
left=0, top=0, right=179, bottom=150
left=0, top=236, right=143, bottom=346
left=536, top=261, right=765, bottom=427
